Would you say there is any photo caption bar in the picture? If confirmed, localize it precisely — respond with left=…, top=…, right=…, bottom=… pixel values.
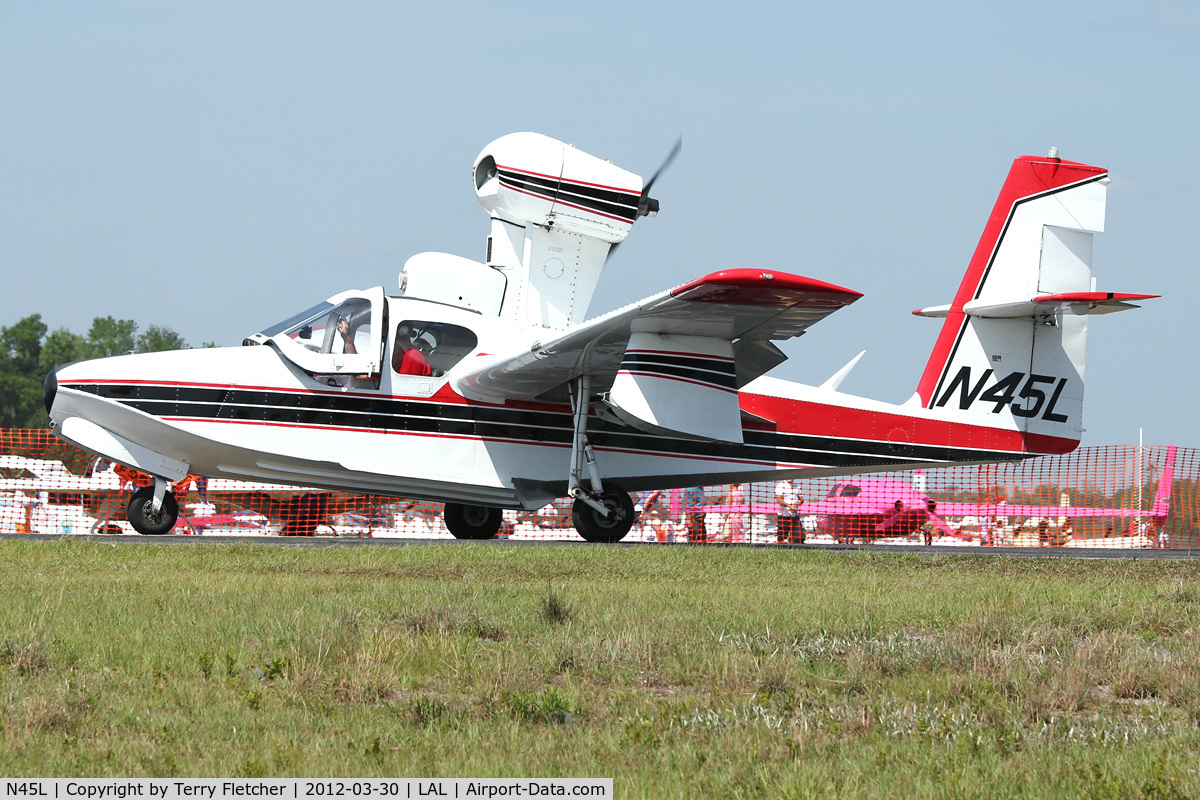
left=1, top=779, right=612, bottom=800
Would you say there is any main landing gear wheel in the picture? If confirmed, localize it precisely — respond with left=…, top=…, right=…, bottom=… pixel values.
left=127, top=486, right=179, bottom=536
left=572, top=484, right=635, bottom=543
left=444, top=503, right=502, bottom=540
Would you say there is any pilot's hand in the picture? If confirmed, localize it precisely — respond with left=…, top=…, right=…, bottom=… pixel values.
left=337, top=318, right=350, bottom=338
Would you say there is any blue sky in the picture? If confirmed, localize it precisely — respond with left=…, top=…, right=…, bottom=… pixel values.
left=2, top=2, right=1196, bottom=446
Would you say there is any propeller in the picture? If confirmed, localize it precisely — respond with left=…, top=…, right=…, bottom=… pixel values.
left=636, top=135, right=682, bottom=218
left=608, top=136, right=682, bottom=260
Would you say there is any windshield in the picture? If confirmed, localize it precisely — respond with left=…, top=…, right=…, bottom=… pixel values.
left=258, top=302, right=334, bottom=338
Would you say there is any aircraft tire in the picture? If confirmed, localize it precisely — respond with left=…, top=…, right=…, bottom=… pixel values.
left=127, top=487, right=179, bottom=536
left=572, top=485, right=635, bottom=543
left=444, top=503, right=502, bottom=540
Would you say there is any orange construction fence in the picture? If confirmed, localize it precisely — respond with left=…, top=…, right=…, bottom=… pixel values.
left=0, top=429, right=1195, bottom=548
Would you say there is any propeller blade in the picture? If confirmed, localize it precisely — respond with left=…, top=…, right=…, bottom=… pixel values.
left=610, top=136, right=683, bottom=259
left=637, top=135, right=682, bottom=218
left=643, top=135, right=682, bottom=197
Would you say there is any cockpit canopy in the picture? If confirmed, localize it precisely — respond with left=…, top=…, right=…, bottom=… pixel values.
left=250, top=288, right=385, bottom=377
left=248, top=288, right=482, bottom=388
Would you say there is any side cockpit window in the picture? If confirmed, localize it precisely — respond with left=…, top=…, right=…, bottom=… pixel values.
left=392, top=320, right=478, bottom=378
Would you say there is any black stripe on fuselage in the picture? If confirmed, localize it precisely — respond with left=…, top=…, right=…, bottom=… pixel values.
left=497, top=168, right=640, bottom=211
left=619, top=352, right=737, bottom=390
left=66, top=383, right=1021, bottom=469
left=497, top=169, right=639, bottom=222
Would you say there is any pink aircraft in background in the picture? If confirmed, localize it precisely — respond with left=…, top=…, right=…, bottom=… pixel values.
left=703, top=446, right=1176, bottom=546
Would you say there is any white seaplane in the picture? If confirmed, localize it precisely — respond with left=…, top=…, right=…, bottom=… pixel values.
left=44, top=134, right=1156, bottom=540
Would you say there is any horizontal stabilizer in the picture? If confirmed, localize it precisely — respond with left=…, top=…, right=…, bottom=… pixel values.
left=1031, top=291, right=1159, bottom=315
left=914, top=292, right=1157, bottom=320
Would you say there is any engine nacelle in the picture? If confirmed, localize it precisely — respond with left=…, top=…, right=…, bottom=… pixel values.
left=473, top=132, right=643, bottom=245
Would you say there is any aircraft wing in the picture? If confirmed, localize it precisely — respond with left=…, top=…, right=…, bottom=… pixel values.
left=453, top=269, right=861, bottom=442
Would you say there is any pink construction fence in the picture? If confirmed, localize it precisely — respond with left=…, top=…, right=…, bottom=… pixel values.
left=1, top=429, right=1194, bottom=548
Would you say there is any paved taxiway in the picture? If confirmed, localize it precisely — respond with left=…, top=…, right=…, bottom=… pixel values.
left=3, top=533, right=1199, bottom=559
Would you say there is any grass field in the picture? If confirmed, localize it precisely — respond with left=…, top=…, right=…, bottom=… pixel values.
left=1, top=539, right=1199, bottom=798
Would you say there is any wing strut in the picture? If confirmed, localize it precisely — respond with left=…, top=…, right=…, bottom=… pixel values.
left=567, top=376, right=610, bottom=517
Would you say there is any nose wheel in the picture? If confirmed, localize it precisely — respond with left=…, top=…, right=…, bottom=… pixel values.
left=127, top=484, right=179, bottom=535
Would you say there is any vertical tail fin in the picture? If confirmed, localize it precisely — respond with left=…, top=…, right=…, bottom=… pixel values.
left=913, top=154, right=1117, bottom=454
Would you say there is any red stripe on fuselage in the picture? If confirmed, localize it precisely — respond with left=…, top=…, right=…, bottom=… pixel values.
left=738, top=392, right=1078, bottom=455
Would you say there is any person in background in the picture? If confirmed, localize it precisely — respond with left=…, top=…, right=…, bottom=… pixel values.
left=639, top=489, right=670, bottom=542
left=667, top=488, right=684, bottom=541
left=720, top=484, right=748, bottom=543
left=680, top=485, right=706, bottom=543
left=775, top=479, right=804, bottom=544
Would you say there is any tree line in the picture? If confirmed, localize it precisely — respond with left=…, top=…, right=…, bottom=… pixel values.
left=0, top=313, right=207, bottom=428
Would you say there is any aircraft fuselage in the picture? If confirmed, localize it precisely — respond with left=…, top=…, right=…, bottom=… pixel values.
left=46, top=295, right=1059, bottom=512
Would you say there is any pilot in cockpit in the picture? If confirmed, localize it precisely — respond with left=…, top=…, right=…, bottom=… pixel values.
left=336, top=318, right=357, bottom=355
left=334, top=317, right=380, bottom=389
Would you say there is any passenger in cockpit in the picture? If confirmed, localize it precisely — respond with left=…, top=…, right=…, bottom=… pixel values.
left=392, top=323, right=433, bottom=376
